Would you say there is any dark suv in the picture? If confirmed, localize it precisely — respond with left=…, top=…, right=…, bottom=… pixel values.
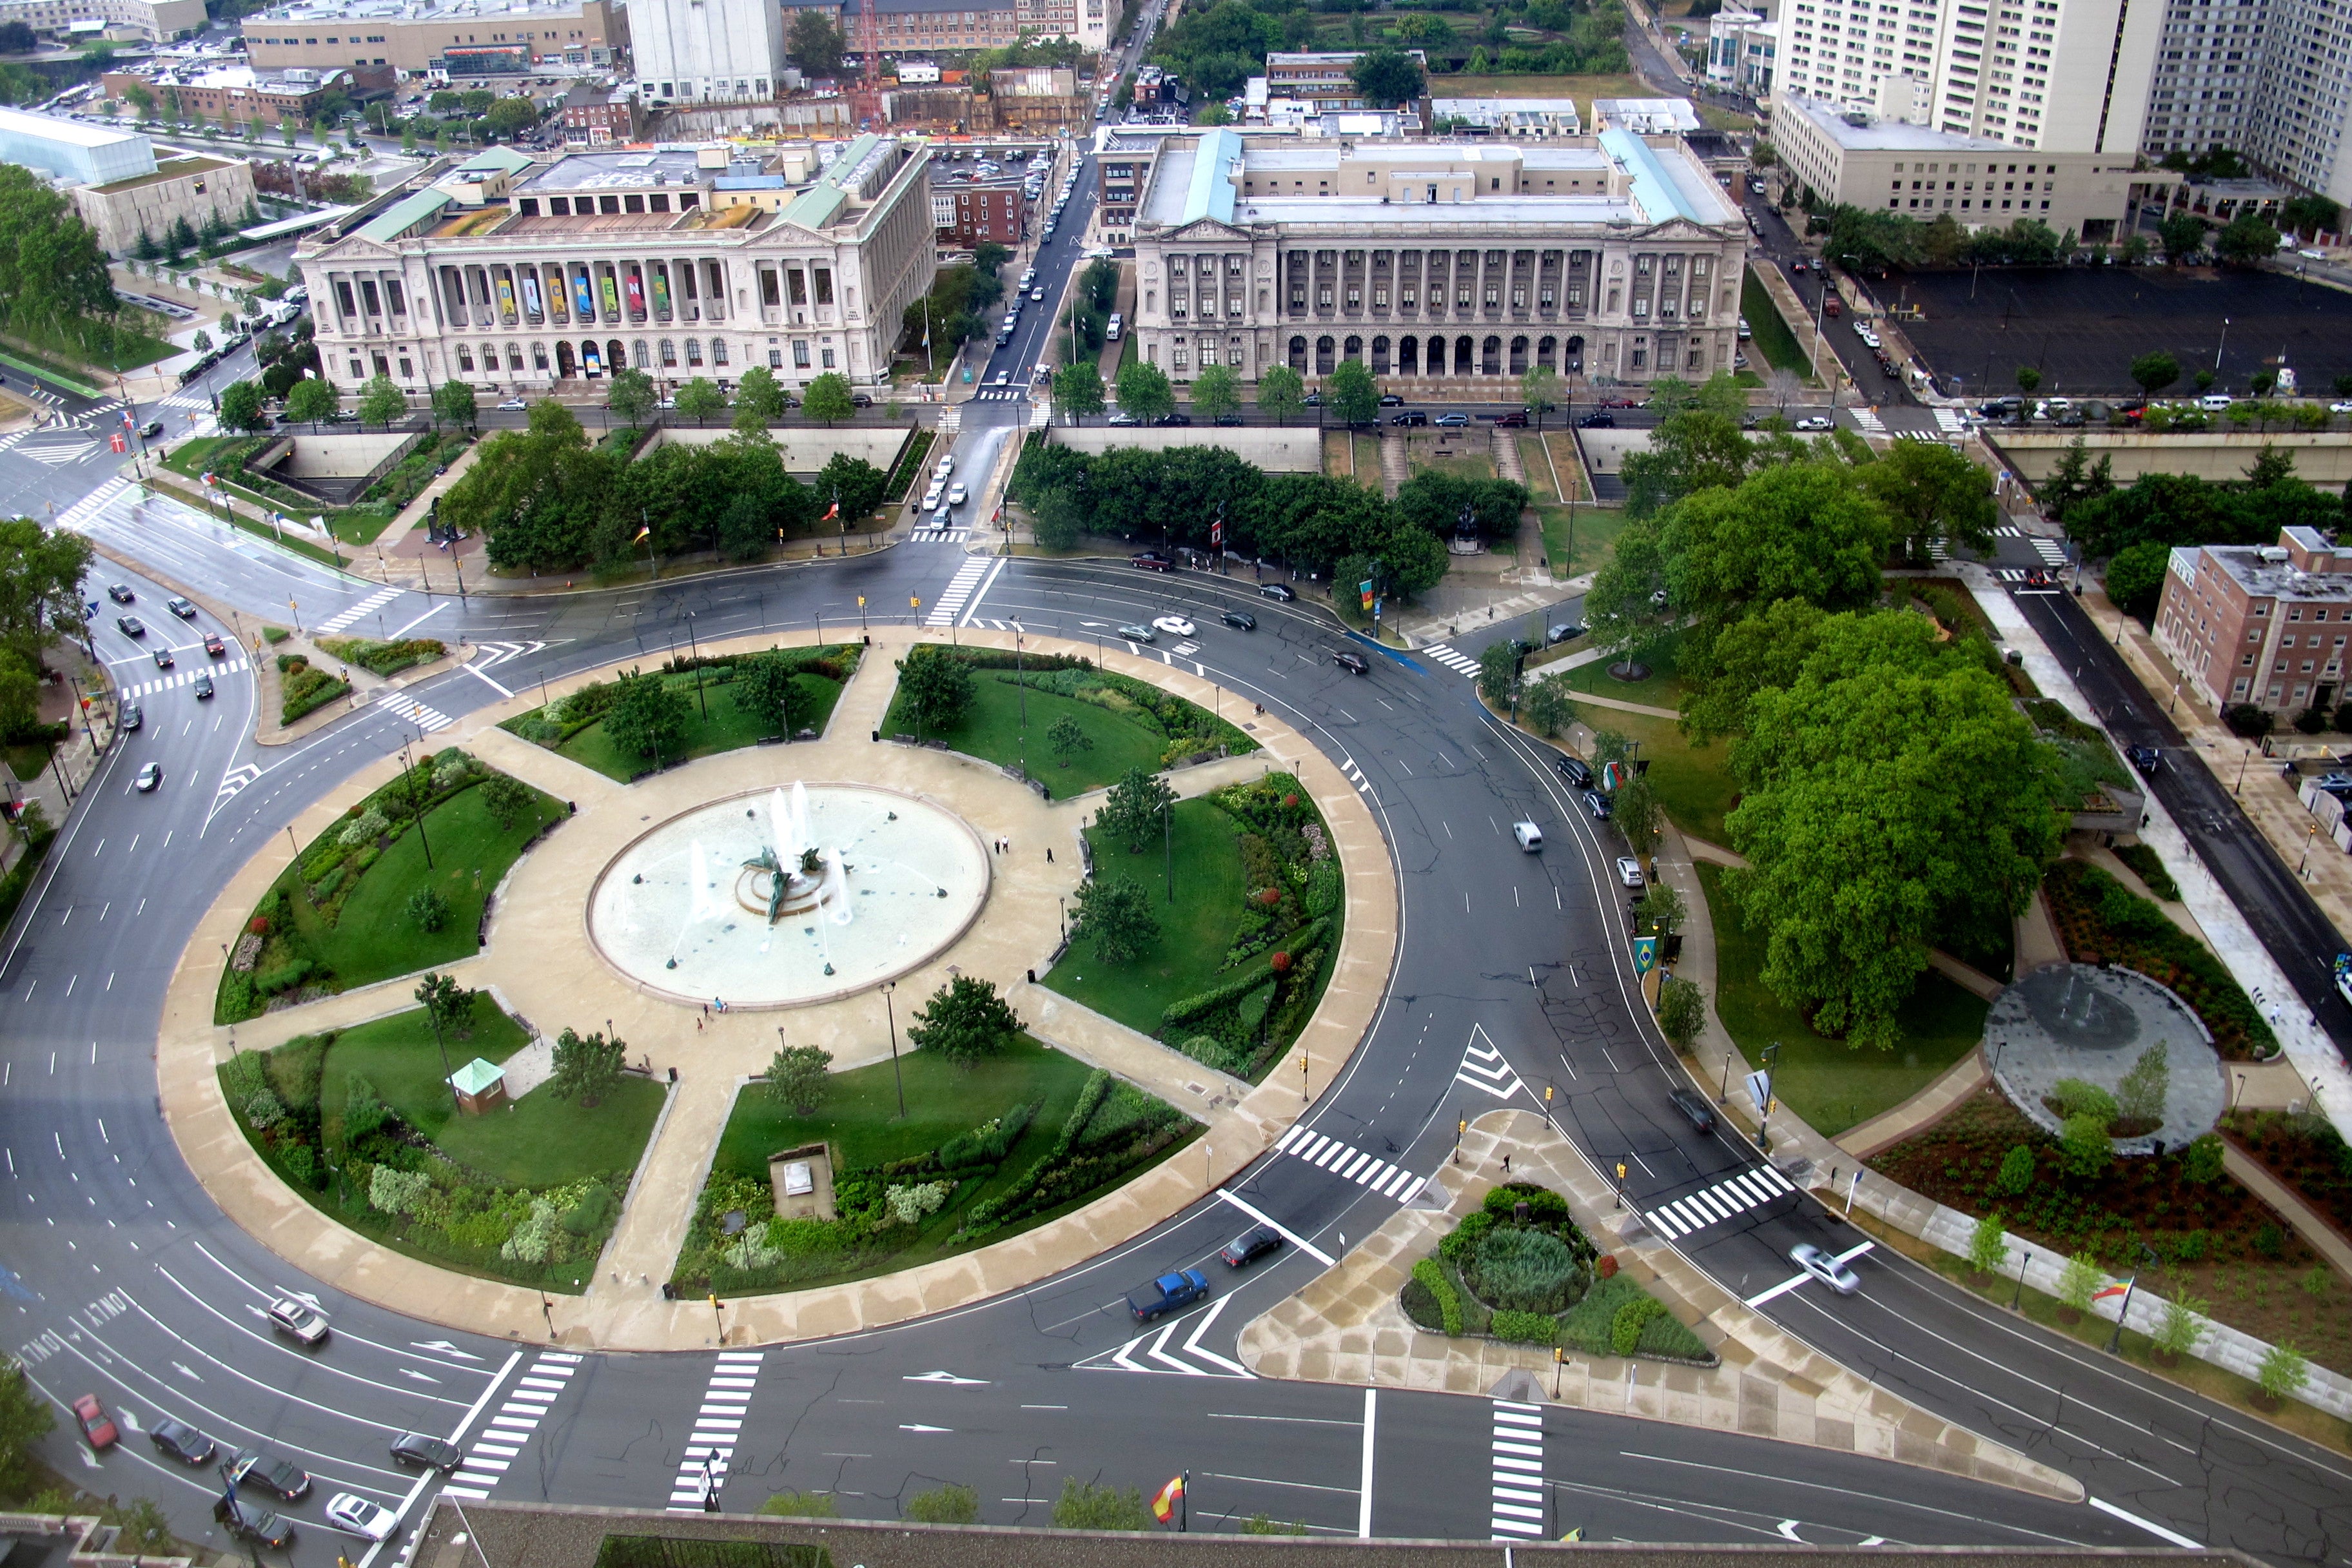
left=1554, top=753, right=1594, bottom=789
left=230, top=1447, right=312, bottom=1501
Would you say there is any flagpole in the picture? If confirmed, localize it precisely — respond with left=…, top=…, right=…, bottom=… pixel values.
left=1181, top=1470, right=1188, bottom=1533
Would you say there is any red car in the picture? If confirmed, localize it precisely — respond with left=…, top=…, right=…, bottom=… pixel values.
left=73, top=1394, right=118, bottom=1451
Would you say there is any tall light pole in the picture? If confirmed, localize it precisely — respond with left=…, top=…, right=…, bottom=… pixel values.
left=882, top=981, right=904, bottom=1119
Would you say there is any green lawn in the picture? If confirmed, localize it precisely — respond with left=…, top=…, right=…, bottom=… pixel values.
left=1696, top=861, right=1987, bottom=1137
left=883, top=676, right=1162, bottom=800
left=5, top=738, right=53, bottom=785
left=714, top=1032, right=1095, bottom=1183
left=317, top=997, right=663, bottom=1187
left=1547, top=630, right=1689, bottom=709
left=1410, top=448, right=1497, bottom=482
left=1041, top=798, right=1247, bottom=1037
left=1567, top=707, right=1738, bottom=847
left=556, top=672, right=845, bottom=781
left=1535, top=502, right=1626, bottom=582
left=1741, top=268, right=1816, bottom=380
left=289, top=784, right=564, bottom=991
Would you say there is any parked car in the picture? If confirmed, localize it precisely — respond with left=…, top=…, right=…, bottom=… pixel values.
left=1582, top=790, right=1612, bottom=820
left=1130, top=552, right=1174, bottom=573
left=1152, top=615, right=1196, bottom=637
left=1220, top=609, right=1256, bottom=631
left=1554, top=752, right=1592, bottom=789
left=72, top=1394, right=118, bottom=1451
left=214, top=1500, right=295, bottom=1550
left=1667, top=1088, right=1717, bottom=1135
left=1790, top=1242, right=1861, bottom=1296
left=1155, top=413, right=1192, bottom=426
left=135, top=762, right=162, bottom=791
left=1106, top=411, right=1140, bottom=426
left=116, top=615, right=144, bottom=637
left=1212, top=412, right=1244, bottom=426
left=1433, top=412, right=1470, bottom=426
left=1546, top=622, right=1583, bottom=645
left=266, top=1295, right=329, bottom=1346
left=1390, top=410, right=1427, bottom=426
left=1793, top=415, right=1834, bottom=431
left=149, top=1415, right=215, bottom=1465
left=1116, top=623, right=1155, bottom=643
left=947, top=482, right=968, bottom=506
left=391, top=1432, right=464, bottom=1471
left=1333, top=650, right=1369, bottom=675
left=496, top=398, right=528, bottom=411
left=1127, top=1269, right=1210, bottom=1321
left=1616, top=856, right=1645, bottom=889
left=1576, top=411, right=1615, bottom=429
left=1377, top=393, right=1406, bottom=407
left=1219, top=1226, right=1283, bottom=1268
left=326, top=1494, right=400, bottom=1542
left=230, top=1447, right=313, bottom=1501
left=1259, top=582, right=1296, bottom=602
left=1494, top=409, right=1529, bottom=427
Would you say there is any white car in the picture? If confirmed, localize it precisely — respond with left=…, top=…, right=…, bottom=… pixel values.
left=2331, top=400, right=2352, bottom=415
left=1616, top=856, right=1644, bottom=889
left=1790, top=1242, right=1861, bottom=1296
left=992, top=371, right=1011, bottom=386
left=495, top=398, right=527, bottom=411
left=947, top=482, right=968, bottom=506
left=325, top=1494, right=398, bottom=1542
left=1152, top=614, right=1196, bottom=637
left=921, top=484, right=945, bottom=511
left=934, top=455, right=954, bottom=479
left=1794, top=415, right=1834, bottom=431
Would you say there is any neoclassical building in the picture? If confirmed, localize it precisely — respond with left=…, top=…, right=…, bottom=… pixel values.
left=1129, top=129, right=1748, bottom=386
left=295, top=137, right=936, bottom=397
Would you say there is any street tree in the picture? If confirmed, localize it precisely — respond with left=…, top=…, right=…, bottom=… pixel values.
left=1522, top=674, right=1576, bottom=738
left=2015, top=366, right=2042, bottom=395
left=286, top=376, right=338, bottom=424
left=1349, top=46, right=1425, bottom=106
left=1656, top=975, right=1706, bottom=1049
left=674, top=375, right=728, bottom=425
left=739, top=364, right=792, bottom=424
left=1054, top=360, right=1106, bottom=423
left=1326, top=358, right=1379, bottom=427
left=431, top=377, right=477, bottom=430
left=191, top=328, right=213, bottom=354
left=734, top=650, right=819, bottom=738
left=1477, top=640, right=1520, bottom=709
left=549, top=1026, right=626, bottom=1106
left=2158, top=211, right=2206, bottom=262
left=358, top=373, right=407, bottom=428
left=0, top=1361, right=55, bottom=1496
left=1115, top=358, right=1175, bottom=424
left=0, top=518, right=88, bottom=668
left=1072, top=874, right=1160, bottom=963
left=765, top=1044, right=834, bottom=1114
left=219, top=378, right=270, bottom=433
left=1097, top=765, right=1177, bottom=852
left=484, top=95, right=538, bottom=139
left=801, top=370, right=856, bottom=426
left=605, top=667, right=691, bottom=765
left=789, top=8, right=846, bottom=74
left=1255, top=363, right=1306, bottom=425
left=894, top=643, right=974, bottom=734
left=605, top=366, right=657, bottom=427
left=1520, top=363, right=1559, bottom=429
left=1968, top=1210, right=2010, bottom=1274
left=906, top=974, right=1022, bottom=1066
left=1859, top=437, right=1996, bottom=561
left=2216, top=211, right=2282, bottom=266
left=1047, top=713, right=1092, bottom=766
left=1190, top=362, right=1241, bottom=422
left=1634, top=882, right=1687, bottom=937
left=1030, top=488, right=1084, bottom=551
left=2130, top=351, right=2181, bottom=396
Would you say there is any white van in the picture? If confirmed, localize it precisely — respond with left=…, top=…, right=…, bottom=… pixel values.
left=1106, top=313, right=1123, bottom=341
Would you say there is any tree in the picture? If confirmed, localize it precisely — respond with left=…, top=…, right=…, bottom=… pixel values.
left=801, top=370, right=855, bottom=427
left=675, top=375, right=727, bottom=425
left=1047, top=713, right=1092, bottom=766
left=605, top=366, right=657, bottom=427
left=1256, top=363, right=1306, bottom=425
left=2100, top=538, right=2167, bottom=622
left=549, top=1026, right=625, bottom=1106
left=1030, top=488, right=1084, bottom=551
left=1478, top=640, right=1520, bottom=709
left=406, top=886, right=449, bottom=931
left=1052, top=1479, right=1150, bottom=1531
left=2057, top=1251, right=2103, bottom=1313
left=818, top=453, right=887, bottom=523
left=2060, top=1112, right=2112, bottom=1178
left=905, top=974, right=1022, bottom=1066
left=605, top=667, right=691, bottom=764
left=2215, top=211, right=2281, bottom=267
left=1995, top=1143, right=2037, bottom=1195
left=1634, top=882, right=1687, bottom=937
left=737, top=363, right=790, bottom=426
left=1197, top=103, right=1234, bottom=125
left=1860, top=438, right=1996, bottom=560
left=1054, top=360, right=1106, bottom=423
left=286, top=375, right=338, bottom=424
left=1524, top=677, right=1576, bottom=738
left=191, top=328, right=214, bottom=354
left=905, top=1484, right=979, bottom=1525
left=734, top=650, right=819, bottom=738
left=431, top=377, right=476, bottom=431
left=1349, top=46, right=1425, bottom=108
left=1614, top=770, right=1661, bottom=852
left=2130, top=351, right=2181, bottom=397
left=2158, top=211, right=2206, bottom=263
left=0, top=518, right=93, bottom=667
left=1967, top=1210, right=2010, bottom=1275
left=219, top=378, right=270, bottom=433
left=1115, top=358, right=1175, bottom=424
left=1520, top=363, right=1558, bottom=429
left=1190, top=362, right=1241, bottom=422
left=2116, top=1041, right=2170, bottom=1126
left=2257, top=1341, right=2310, bottom=1402
left=2015, top=366, right=2041, bottom=395
left=2281, top=194, right=2342, bottom=237
left=789, top=8, right=847, bottom=74
left=895, top=644, right=975, bottom=733
left=484, top=95, right=538, bottom=139
left=765, top=1044, right=833, bottom=1114
left=478, top=772, right=535, bottom=829
left=1656, top=974, right=1706, bottom=1048
left=1072, top=874, right=1160, bottom=962
left=2153, top=1291, right=2208, bottom=1358
left=358, top=372, right=407, bottom=428
left=1097, top=765, right=1176, bottom=853
left=1326, top=358, right=1379, bottom=427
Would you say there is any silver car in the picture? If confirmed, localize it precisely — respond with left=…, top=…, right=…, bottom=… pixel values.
left=1790, top=1242, right=1861, bottom=1296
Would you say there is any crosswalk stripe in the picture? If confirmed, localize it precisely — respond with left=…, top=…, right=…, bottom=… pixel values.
left=1275, top=1124, right=1302, bottom=1153
left=668, top=1351, right=764, bottom=1512
left=1491, top=1402, right=1545, bottom=1539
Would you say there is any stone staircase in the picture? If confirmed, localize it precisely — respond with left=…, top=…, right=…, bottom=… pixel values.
left=1378, top=429, right=1409, bottom=498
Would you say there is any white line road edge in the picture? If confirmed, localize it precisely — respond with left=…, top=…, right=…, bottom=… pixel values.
left=1357, top=1388, right=1377, bottom=1538
left=357, top=1348, right=523, bottom=1568
left=463, top=661, right=514, bottom=698
left=1743, top=1240, right=1875, bottom=1309
left=2087, top=1494, right=2202, bottom=1549
left=1214, top=1186, right=1336, bottom=1266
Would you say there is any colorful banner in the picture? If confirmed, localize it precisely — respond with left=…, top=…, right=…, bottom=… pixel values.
left=494, top=275, right=516, bottom=320
left=520, top=271, right=543, bottom=318
left=582, top=342, right=603, bottom=376
left=600, top=273, right=621, bottom=318
left=625, top=270, right=645, bottom=315
left=1632, top=935, right=1658, bottom=976
left=571, top=268, right=594, bottom=318
left=651, top=268, right=671, bottom=316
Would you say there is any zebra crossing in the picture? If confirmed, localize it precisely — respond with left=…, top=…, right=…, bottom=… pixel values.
left=1849, top=407, right=1886, bottom=434
left=970, top=387, right=1030, bottom=401
left=1418, top=642, right=1482, bottom=680
left=1489, top=1401, right=1547, bottom=1539
left=925, top=555, right=992, bottom=627
left=907, top=527, right=969, bottom=543
left=1641, top=1161, right=1798, bottom=1242
left=1455, top=1033, right=1525, bottom=1101
left=1075, top=1295, right=1253, bottom=1378
left=1993, top=524, right=2026, bottom=537
left=154, top=389, right=216, bottom=410
left=442, top=1351, right=581, bottom=1499
left=1894, top=429, right=1950, bottom=445
left=17, top=437, right=99, bottom=467
left=1271, top=1121, right=1427, bottom=1202
left=55, top=477, right=132, bottom=531
left=666, top=1351, right=763, bottom=1511
left=315, top=585, right=404, bottom=634
left=2028, top=534, right=2070, bottom=569
left=375, top=690, right=454, bottom=732
left=1933, top=406, right=1970, bottom=436
left=120, top=658, right=246, bottom=699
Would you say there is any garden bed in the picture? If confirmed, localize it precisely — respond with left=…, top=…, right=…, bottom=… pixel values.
left=676, top=1035, right=1197, bottom=1295
left=216, top=993, right=659, bottom=1292
left=215, top=751, right=565, bottom=1023
left=316, top=635, right=447, bottom=678
left=1398, top=1182, right=1713, bottom=1363
left=276, top=652, right=349, bottom=725
left=1868, top=1086, right=2351, bottom=1375
left=362, top=433, right=471, bottom=511
left=2043, top=859, right=2277, bottom=1059
left=2221, top=1108, right=2352, bottom=1240
left=500, top=647, right=861, bottom=781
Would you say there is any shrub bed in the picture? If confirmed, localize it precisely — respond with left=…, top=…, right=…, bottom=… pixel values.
left=883, top=428, right=936, bottom=502
left=882, top=651, right=1258, bottom=772
left=316, top=636, right=447, bottom=678
left=2220, top=1108, right=2352, bottom=1238
left=2043, top=860, right=2275, bottom=1059
left=363, top=433, right=471, bottom=509
left=2111, top=841, right=2181, bottom=902
left=277, top=653, right=349, bottom=725
left=502, top=647, right=861, bottom=749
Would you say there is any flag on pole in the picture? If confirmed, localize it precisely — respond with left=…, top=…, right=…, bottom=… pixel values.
left=2092, top=1279, right=2132, bottom=1302
left=1150, top=1475, right=1185, bottom=1525
left=633, top=524, right=651, bottom=542
left=822, top=501, right=840, bottom=521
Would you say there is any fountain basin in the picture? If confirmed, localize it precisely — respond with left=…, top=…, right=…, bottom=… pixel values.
left=586, top=783, right=991, bottom=1008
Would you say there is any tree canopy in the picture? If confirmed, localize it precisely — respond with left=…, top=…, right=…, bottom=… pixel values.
left=1349, top=47, right=1425, bottom=107
left=906, top=975, right=1022, bottom=1066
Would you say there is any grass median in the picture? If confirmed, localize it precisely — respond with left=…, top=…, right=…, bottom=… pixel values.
left=1042, top=798, right=1248, bottom=1035
left=882, top=675, right=1164, bottom=799
left=556, top=670, right=847, bottom=782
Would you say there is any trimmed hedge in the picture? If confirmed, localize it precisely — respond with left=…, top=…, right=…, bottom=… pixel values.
left=277, top=654, right=348, bottom=725
left=317, top=635, right=447, bottom=678
left=1411, top=1257, right=1462, bottom=1335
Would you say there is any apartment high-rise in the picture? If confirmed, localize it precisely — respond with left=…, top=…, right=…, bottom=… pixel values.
left=633, top=0, right=787, bottom=103
left=2238, top=0, right=2352, bottom=203
left=1777, top=0, right=1946, bottom=116
left=1928, top=0, right=2163, bottom=152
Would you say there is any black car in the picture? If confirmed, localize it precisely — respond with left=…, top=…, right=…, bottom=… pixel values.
left=1259, top=582, right=1296, bottom=602
left=391, top=1431, right=464, bottom=1471
left=116, top=615, right=144, bottom=637
left=166, top=596, right=197, bottom=618
left=1377, top=393, right=1405, bottom=407
left=1554, top=752, right=1593, bottom=789
left=1668, top=1087, right=1718, bottom=1135
left=152, top=646, right=173, bottom=669
left=107, top=583, right=135, bottom=603
left=1582, top=789, right=1612, bottom=821
left=230, top=1447, right=312, bottom=1501
left=150, top=1416, right=215, bottom=1465
left=2126, top=745, right=2161, bottom=776
left=850, top=393, right=874, bottom=408
left=1220, top=1224, right=1283, bottom=1267
left=1155, top=413, right=1192, bottom=426
left=1211, top=412, right=1244, bottom=426
left=1130, top=551, right=1174, bottom=573
left=1576, top=411, right=1616, bottom=428
left=1333, top=650, right=1369, bottom=675
left=193, top=672, right=214, bottom=699
left=215, top=1500, right=295, bottom=1550
left=1220, top=609, right=1256, bottom=631
left=119, top=703, right=141, bottom=732
left=1389, top=410, right=1427, bottom=426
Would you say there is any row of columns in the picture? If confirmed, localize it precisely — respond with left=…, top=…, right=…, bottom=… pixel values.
left=434, top=257, right=734, bottom=333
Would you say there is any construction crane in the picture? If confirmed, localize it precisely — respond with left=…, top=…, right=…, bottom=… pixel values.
left=850, top=0, right=884, bottom=130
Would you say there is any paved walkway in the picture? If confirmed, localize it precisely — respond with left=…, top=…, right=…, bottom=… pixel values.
left=2220, top=1142, right=2352, bottom=1281
left=1238, top=1109, right=2081, bottom=1502
left=378, top=439, right=485, bottom=546
left=156, top=628, right=1398, bottom=1350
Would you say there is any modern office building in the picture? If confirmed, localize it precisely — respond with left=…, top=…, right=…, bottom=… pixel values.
left=2155, top=526, right=2352, bottom=714
left=294, top=135, right=937, bottom=395
left=1127, top=128, right=1746, bottom=386
left=0, top=103, right=155, bottom=185
left=631, top=0, right=785, bottom=103
left=1703, top=8, right=1778, bottom=97
left=2144, top=0, right=2352, bottom=205
left=1925, top=0, right=2161, bottom=152
left=239, top=0, right=621, bottom=76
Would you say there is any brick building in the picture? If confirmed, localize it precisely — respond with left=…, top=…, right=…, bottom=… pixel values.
left=557, top=82, right=643, bottom=142
left=939, top=178, right=1023, bottom=243
left=2155, top=526, right=2352, bottom=716
left=103, top=63, right=392, bottom=128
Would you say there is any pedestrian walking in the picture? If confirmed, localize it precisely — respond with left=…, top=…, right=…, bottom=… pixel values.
left=1046, top=846, right=1054, bottom=863
left=1502, top=1153, right=1511, bottom=1174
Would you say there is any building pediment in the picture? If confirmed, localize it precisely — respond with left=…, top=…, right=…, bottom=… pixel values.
left=1625, top=216, right=1736, bottom=241
left=1159, top=217, right=1253, bottom=244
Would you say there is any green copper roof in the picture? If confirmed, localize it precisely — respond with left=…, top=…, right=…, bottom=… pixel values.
left=1182, top=128, right=1240, bottom=225
left=357, top=187, right=453, bottom=244
left=448, top=1057, right=505, bottom=1096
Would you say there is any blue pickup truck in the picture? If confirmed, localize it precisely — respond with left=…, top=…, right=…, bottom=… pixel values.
left=1127, top=1269, right=1210, bottom=1322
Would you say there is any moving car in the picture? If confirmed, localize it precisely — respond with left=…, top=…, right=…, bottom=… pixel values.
left=1220, top=609, right=1256, bottom=631
left=2126, top=745, right=2161, bottom=776
left=930, top=504, right=952, bottom=529
left=214, top=1500, right=295, bottom=1550
left=116, top=615, right=145, bottom=637
left=391, top=1431, right=464, bottom=1471
left=193, top=673, right=214, bottom=699
left=1031, top=287, right=1046, bottom=302
left=496, top=398, right=528, bottom=411
left=1433, top=412, right=1470, bottom=426
left=149, top=1415, right=215, bottom=1465
left=1377, top=393, right=1405, bottom=407
left=266, top=1295, right=330, bottom=1345
left=1333, top=650, right=1369, bottom=675
left=1130, top=552, right=1173, bottom=572
left=326, top=1493, right=400, bottom=1541
left=1155, top=413, right=1191, bottom=426
left=1616, top=856, right=1644, bottom=889
left=1116, top=622, right=1155, bottom=643
left=1554, top=752, right=1592, bottom=788
left=1793, top=415, right=1834, bottom=431
left=152, top=646, right=173, bottom=669
left=1219, top=1226, right=1283, bottom=1267
left=1127, top=1269, right=1210, bottom=1321
left=137, top=418, right=164, bottom=439
left=1259, top=582, right=1296, bottom=602
left=1582, top=789, right=1611, bottom=820
left=166, top=596, right=197, bottom=618
left=119, top=703, right=141, bottom=732
left=107, top=582, right=135, bottom=604
left=230, top=1446, right=313, bottom=1500
left=135, top=763, right=162, bottom=792
left=1576, top=411, right=1615, bottom=429
left=1389, top=410, right=1427, bottom=426
left=1494, top=410, right=1529, bottom=427
left=1790, top=1242, right=1862, bottom=1296
left=1512, top=820, right=1544, bottom=851
left=1151, top=615, right=1195, bottom=637
left=1106, top=411, right=1140, bottom=426
left=72, top=1394, right=118, bottom=1451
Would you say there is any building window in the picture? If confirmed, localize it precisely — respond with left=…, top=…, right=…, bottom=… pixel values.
left=794, top=341, right=811, bottom=368
left=456, top=345, right=475, bottom=371
left=685, top=338, right=703, bottom=366
left=660, top=339, right=677, bottom=368
left=713, top=340, right=730, bottom=366
left=821, top=347, right=835, bottom=368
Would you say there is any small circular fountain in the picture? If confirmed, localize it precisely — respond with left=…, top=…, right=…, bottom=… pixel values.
left=587, top=783, right=991, bottom=1008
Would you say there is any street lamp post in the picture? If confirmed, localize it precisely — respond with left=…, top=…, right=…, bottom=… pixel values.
left=882, top=981, right=905, bottom=1119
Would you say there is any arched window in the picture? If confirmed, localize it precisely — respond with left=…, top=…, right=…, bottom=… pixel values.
left=1508, top=335, right=1529, bottom=375
left=685, top=338, right=704, bottom=366
left=712, top=339, right=730, bottom=366
left=1315, top=335, right=1335, bottom=375
left=456, top=344, right=476, bottom=373
left=660, top=339, right=678, bottom=368
left=1536, top=335, right=1556, bottom=370
left=533, top=343, right=549, bottom=371
left=1342, top=335, right=1362, bottom=361
left=1288, top=335, right=1308, bottom=372
left=632, top=339, right=650, bottom=368
left=1371, top=335, right=1390, bottom=373
left=1398, top=337, right=1418, bottom=375
left=507, top=344, right=524, bottom=371
left=1480, top=336, right=1502, bottom=375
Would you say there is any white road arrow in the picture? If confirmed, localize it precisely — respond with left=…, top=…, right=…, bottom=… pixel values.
left=903, top=1371, right=988, bottom=1386
left=896, top=1424, right=953, bottom=1433
left=411, top=1340, right=481, bottom=1360
left=399, top=1369, right=440, bottom=1384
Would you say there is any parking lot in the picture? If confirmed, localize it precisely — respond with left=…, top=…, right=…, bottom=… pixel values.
left=1886, top=265, right=2352, bottom=399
